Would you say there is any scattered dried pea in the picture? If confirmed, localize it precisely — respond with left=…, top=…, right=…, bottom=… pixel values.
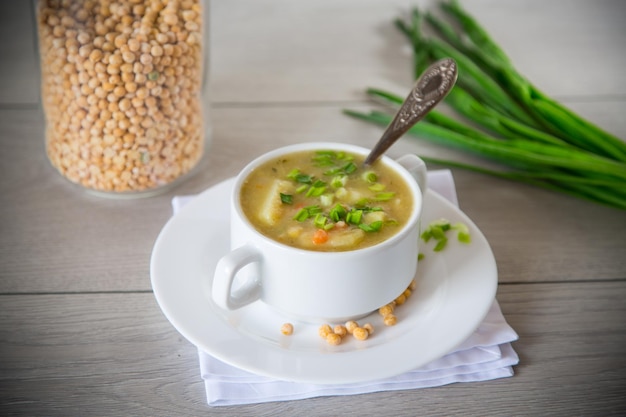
left=379, top=304, right=394, bottom=316
left=352, top=327, right=369, bottom=341
left=333, top=324, right=348, bottom=338
left=326, top=333, right=342, bottom=346
left=395, top=293, right=407, bottom=306
left=318, top=324, right=333, bottom=339
left=383, top=314, right=398, bottom=326
left=319, top=280, right=415, bottom=345
left=345, top=320, right=358, bottom=334
left=281, top=323, right=294, bottom=336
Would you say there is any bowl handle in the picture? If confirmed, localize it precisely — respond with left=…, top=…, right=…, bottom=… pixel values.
left=212, top=244, right=262, bottom=310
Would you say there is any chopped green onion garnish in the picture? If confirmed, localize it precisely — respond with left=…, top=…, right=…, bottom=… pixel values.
left=418, top=252, right=425, bottom=261
left=433, top=237, right=448, bottom=252
left=313, top=213, right=328, bottom=229
left=346, top=209, right=363, bottom=225
left=296, top=184, right=308, bottom=193
left=306, top=205, right=322, bottom=215
left=431, top=219, right=451, bottom=230
left=330, top=175, right=347, bottom=188
left=295, top=174, right=313, bottom=184
left=329, top=204, right=347, bottom=222
left=430, top=226, right=446, bottom=240
left=368, top=183, right=386, bottom=192
left=458, top=232, right=471, bottom=244
left=293, top=208, right=309, bottom=222
left=342, top=161, right=357, bottom=174
left=374, top=192, right=396, bottom=201
left=320, top=194, right=334, bottom=207
left=280, top=193, right=293, bottom=204
left=305, top=182, right=326, bottom=197
left=287, top=169, right=314, bottom=184
left=312, top=151, right=336, bottom=167
left=293, top=205, right=322, bottom=222
left=287, top=169, right=300, bottom=180
left=359, top=220, right=383, bottom=232
left=362, top=171, right=378, bottom=183
left=452, top=222, right=471, bottom=243
left=421, top=218, right=471, bottom=250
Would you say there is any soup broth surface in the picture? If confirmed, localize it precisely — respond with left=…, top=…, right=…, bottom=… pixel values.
left=240, top=150, right=413, bottom=251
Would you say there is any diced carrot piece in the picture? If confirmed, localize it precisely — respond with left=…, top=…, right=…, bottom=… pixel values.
left=312, top=229, right=329, bottom=245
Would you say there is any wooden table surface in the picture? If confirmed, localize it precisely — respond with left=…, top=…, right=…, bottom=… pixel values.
left=1, top=1, right=625, bottom=415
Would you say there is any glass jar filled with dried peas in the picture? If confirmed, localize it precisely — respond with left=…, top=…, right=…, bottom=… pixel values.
left=36, top=0, right=210, bottom=197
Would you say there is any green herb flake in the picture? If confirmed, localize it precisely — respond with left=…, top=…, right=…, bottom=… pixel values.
left=293, top=209, right=309, bottom=222
left=359, top=220, right=383, bottom=232
left=329, top=204, right=347, bottom=222
left=346, top=209, right=363, bottom=225
left=342, top=161, right=358, bottom=174
left=374, top=192, right=396, bottom=201
left=293, top=205, right=322, bottom=222
left=280, top=193, right=293, bottom=204
left=287, top=169, right=300, bottom=180
left=368, top=183, right=386, bottom=192
left=330, top=175, right=347, bottom=188
left=421, top=218, right=471, bottom=251
left=313, top=213, right=326, bottom=228
left=362, top=171, right=378, bottom=183
left=320, top=194, right=334, bottom=207
left=458, top=231, right=471, bottom=244
left=433, top=237, right=448, bottom=252
left=287, top=169, right=313, bottom=184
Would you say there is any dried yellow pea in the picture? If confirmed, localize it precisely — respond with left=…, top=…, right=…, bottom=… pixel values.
left=334, top=325, right=348, bottom=338
left=345, top=320, right=358, bottom=334
left=281, top=323, right=294, bottom=336
left=383, top=314, right=398, bottom=326
left=318, top=324, right=333, bottom=339
left=379, top=304, right=394, bottom=316
left=353, top=327, right=369, bottom=341
left=326, top=333, right=342, bottom=346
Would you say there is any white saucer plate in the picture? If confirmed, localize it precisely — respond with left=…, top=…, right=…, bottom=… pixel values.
left=150, top=178, right=497, bottom=384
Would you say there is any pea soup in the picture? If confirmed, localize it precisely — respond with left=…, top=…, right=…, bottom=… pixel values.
left=240, top=150, right=414, bottom=251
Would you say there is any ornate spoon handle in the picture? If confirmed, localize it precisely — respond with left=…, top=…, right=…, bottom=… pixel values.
left=364, top=58, right=458, bottom=166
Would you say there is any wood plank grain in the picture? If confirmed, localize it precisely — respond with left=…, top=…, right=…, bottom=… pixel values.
left=0, top=1, right=39, bottom=105
left=0, top=283, right=624, bottom=416
left=210, top=0, right=626, bottom=104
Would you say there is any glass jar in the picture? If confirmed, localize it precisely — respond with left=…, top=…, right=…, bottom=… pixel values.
left=35, top=0, right=210, bottom=197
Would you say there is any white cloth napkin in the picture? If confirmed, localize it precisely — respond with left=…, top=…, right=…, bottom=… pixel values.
left=172, top=169, right=519, bottom=406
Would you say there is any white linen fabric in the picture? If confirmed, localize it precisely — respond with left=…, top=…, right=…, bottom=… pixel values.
left=171, top=169, right=519, bottom=406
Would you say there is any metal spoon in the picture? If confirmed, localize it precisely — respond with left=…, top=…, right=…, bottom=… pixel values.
left=364, top=58, right=458, bottom=166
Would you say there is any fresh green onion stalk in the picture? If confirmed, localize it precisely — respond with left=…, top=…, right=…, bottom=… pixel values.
left=344, top=0, right=626, bottom=210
